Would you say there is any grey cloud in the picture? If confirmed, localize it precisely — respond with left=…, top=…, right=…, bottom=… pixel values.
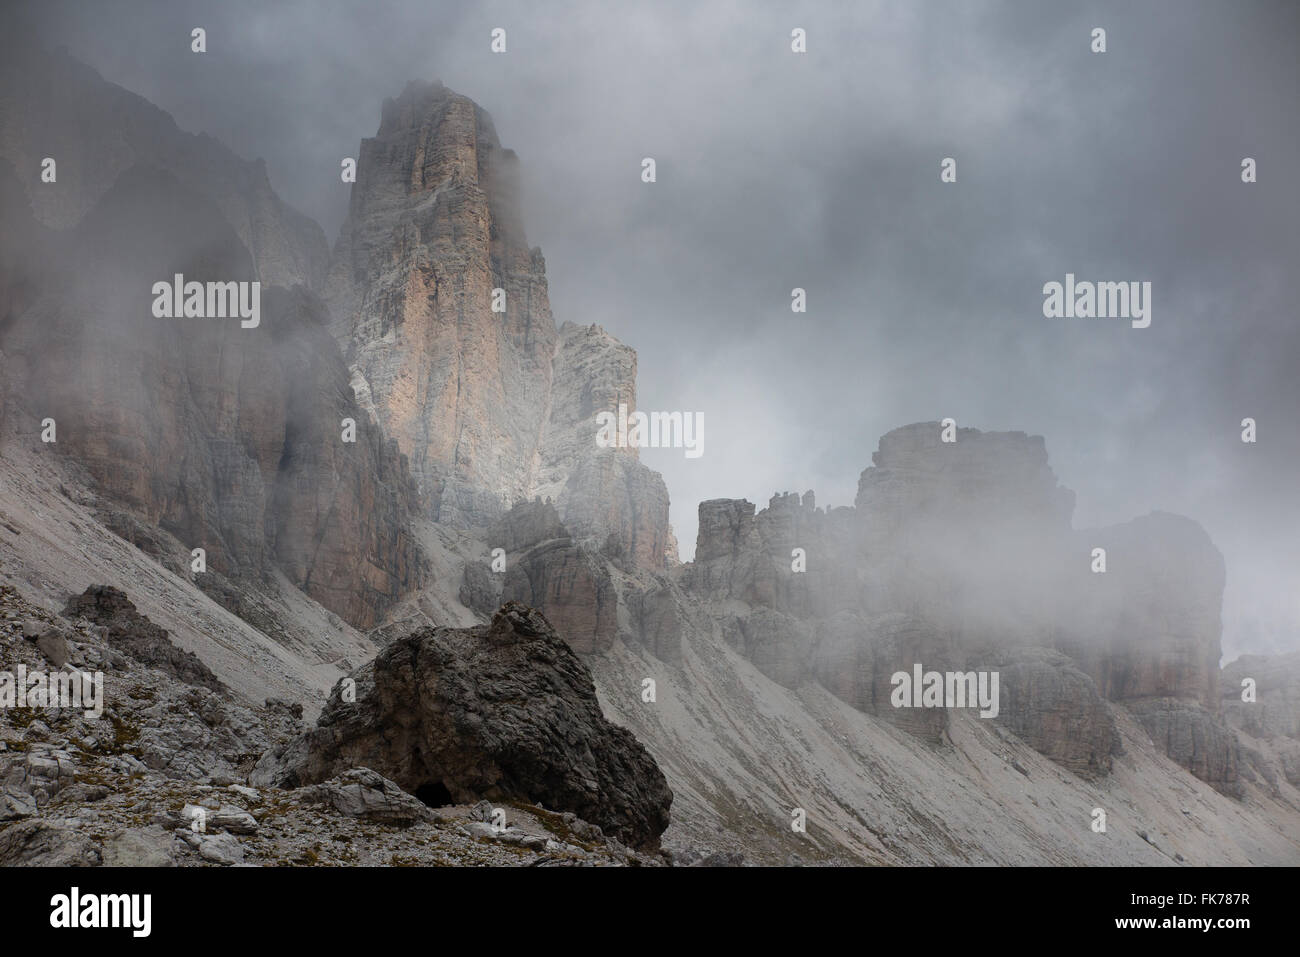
left=15, top=0, right=1299, bottom=657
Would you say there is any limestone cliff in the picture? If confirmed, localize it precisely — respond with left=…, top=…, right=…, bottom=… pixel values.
left=1223, top=653, right=1300, bottom=798
left=0, top=163, right=422, bottom=630
left=683, top=422, right=1231, bottom=791
left=327, top=82, right=673, bottom=570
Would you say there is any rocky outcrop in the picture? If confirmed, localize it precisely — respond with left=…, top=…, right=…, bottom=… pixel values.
left=251, top=602, right=673, bottom=849
left=62, top=585, right=225, bottom=692
left=853, top=423, right=1075, bottom=635
left=501, top=539, right=618, bottom=655
left=461, top=500, right=618, bottom=654
left=0, top=584, right=308, bottom=797
left=1223, top=654, right=1300, bottom=791
left=0, top=584, right=662, bottom=867
left=1224, top=653, right=1300, bottom=740
left=811, top=612, right=949, bottom=741
left=462, top=498, right=683, bottom=660
left=621, top=579, right=686, bottom=665
left=1059, top=513, right=1226, bottom=709
left=0, top=820, right=103, bottom=867
left=681, top=422, right=1235, bottom=793
left=855, top=423, right=1075, bottom=535
left=326, top=81, right=558, bottom=526
left=326, top=83, right=673, bottom=569
left=536, top=323, right=675, bottom=568
left=1127, top=698, right=1241, bottom=796
left=1056, top=513, right=1237, bottom=794
left=990, top=649, right=1119, bottom=778
left=723, top=608, right=814, bottom=692
left=296, top=769, right=435, bottom=827
left=688, top=492, right=857, bottom=621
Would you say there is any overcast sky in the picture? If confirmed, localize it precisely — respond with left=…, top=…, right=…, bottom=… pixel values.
left=16, top=0, right=1300, bottom=659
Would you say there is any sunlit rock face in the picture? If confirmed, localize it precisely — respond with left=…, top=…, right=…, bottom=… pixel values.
left=327, top=82, right=673, bottom=570
left=326, top=81, right=557, bottom=528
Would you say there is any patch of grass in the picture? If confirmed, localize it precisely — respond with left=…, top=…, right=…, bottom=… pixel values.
left=103, top=713, right=140, bottom=754
left=506, top=800, right=595, bottom=850
left=7, top=708, right=38, bottom=729
left=293, top=846, right=320, bottom=866
left=74, top=769, right=115, bottom=788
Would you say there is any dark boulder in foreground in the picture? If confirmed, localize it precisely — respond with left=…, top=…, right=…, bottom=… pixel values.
left=252, top=602, right=672, bottom=849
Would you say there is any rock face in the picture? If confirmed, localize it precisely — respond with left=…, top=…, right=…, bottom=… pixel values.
left=326, top=82, right=673, bottom=569
left=461, top=500, right=618, bottom=655
left=1058, top=513, right=1238, bottom=794
left=1224, top=653, right=1300, bottom=741
left=989, top=649, right=1119, bottom=778
left=0, top=163, right=423, bottom=629
left=251, top=602, right=673, bottom=849
left=1223, top=654, right=1300, bottom=793
left=0, top=47, right=328, bottom=288
left=681, top=422, right=1233, bottom=793
left=326, top=81, right=556, bottom=526
left=1060, top=513, right=1226, bottom=708
left=502, top=539, right=618, bottom=655
left=536, top=323, right=675, bottom=569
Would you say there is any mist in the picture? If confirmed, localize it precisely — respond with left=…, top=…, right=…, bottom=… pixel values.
left=11, top=0, right=1299, bottom=660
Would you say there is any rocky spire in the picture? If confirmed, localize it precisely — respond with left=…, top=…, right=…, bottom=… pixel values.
left=327, top=81, right=673, bottom=567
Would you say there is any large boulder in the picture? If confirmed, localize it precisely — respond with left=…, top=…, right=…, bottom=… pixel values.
left=253, top=602, right=672, bottom=849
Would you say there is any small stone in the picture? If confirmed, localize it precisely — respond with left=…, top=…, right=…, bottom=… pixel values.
left=102, top=826, right=176, bottom=867
left=209, top=806, right=258, bottom=835
left=35, top=630, right=70, bottom=667
left=296, top=768, right=433, bottom=827
left=198, top=832, right=245, bottom=866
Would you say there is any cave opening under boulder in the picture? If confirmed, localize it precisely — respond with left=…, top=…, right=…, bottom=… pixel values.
left=414, top=780, right=453, bottom=808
